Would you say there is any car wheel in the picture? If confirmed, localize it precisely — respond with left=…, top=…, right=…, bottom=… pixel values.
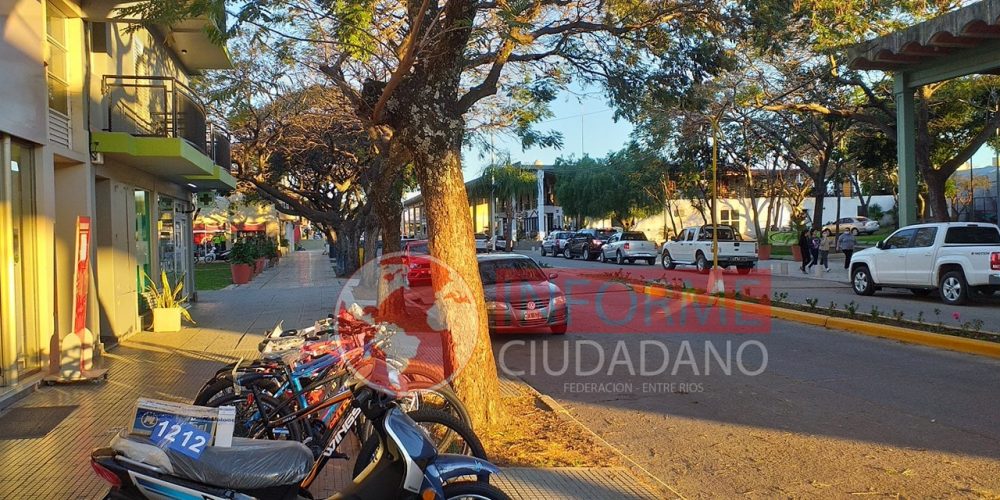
left=583, top=248, right=591, bottom=260
left=647, top=258, right=655, bottom=266
left=661, top=252, right=676, bottom=270
left=695, top=252, right=711, bottom=274
left=599, top=250, right=607, bottom=263
left=736, top=265, right=752, bottom=275
left=910, top=288, right=932, bottom=297
left=540, top=246, right=546, bottom=257
left=616, top=251, right=625, bottom=265
left=851, top=227, right=859, bottom=236
left=550, top=324, right=567, bottom=335
left=564, top=247, right=572, bottom=259
left=851, top=266, right=876, bottom=296
left=939, top=270, right=969, bottom=306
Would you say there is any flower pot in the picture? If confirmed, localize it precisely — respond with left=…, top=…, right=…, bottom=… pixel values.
left=791, top=245, right=803, bottom=262
left=255, top=258, right=266, bottom=274
left=152, top=307, right=182, bottom=332
left=231, top=263, right=252, bottom=284
left=758, top=244, right=772, bottom=260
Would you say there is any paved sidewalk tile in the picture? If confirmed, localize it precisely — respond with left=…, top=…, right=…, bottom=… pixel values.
left=0, top=250, right=663, bottom=499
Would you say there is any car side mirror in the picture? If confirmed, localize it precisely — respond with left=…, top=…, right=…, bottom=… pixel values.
left=548, top=272, right=558, bottom=280
left=876, top=241, right=884, bottom=249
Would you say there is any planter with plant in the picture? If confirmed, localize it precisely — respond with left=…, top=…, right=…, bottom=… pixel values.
left=229, top=241, right=255, bottom=284
left=142, top=271, right=194, bottom=332
left=252, top=239, right=266, bottom=274
left=265, top=239, right=279, bottom=267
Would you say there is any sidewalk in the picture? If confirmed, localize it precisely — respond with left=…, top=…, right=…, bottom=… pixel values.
left=0, top=250, right=662, bottom=499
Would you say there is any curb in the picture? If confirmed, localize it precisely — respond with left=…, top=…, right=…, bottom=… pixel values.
left=517, top=378, right=687, bottom=500
left=640, top=285, right=1000, bottom=360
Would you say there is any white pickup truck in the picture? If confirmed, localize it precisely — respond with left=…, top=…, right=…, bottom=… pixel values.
left=600, top=231, right=658, bottom=265
left=661, top=225, right=758, bottom=274
left=850, top=222, right=1000, bottom=305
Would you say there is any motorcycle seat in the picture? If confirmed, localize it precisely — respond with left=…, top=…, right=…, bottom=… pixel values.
left=115, top=435, right=314, bottom=490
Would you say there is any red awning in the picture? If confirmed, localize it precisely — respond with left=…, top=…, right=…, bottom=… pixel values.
left=235, top=223, right=266, bottom=231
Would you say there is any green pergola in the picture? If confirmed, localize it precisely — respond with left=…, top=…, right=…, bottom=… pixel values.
left=848, top=0, right=1000, bottom=225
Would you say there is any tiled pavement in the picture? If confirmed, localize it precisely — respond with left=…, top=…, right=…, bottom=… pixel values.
left=0, top=250, right=663, bottom=499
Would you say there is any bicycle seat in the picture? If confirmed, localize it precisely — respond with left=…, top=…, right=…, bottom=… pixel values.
left=114, top=435, right=313, bottom=489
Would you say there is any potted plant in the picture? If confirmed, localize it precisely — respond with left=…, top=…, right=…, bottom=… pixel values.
left=265, top=240, right=279, bottom=267
left=142, top=271, right=195, bottom=332
left=251, top=239, right=266, bottom=274
left=229, top=240, right=255, bottom=284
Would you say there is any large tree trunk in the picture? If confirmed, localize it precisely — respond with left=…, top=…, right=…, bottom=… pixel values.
left=926, top=171, right=951, bottom=222
left=811, top=180, right=827, bottom=229
left=409, top=146, right=503, bottom=430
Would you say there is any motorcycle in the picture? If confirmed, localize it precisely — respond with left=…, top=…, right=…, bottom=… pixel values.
left=91, top=385, right=509, bottom=499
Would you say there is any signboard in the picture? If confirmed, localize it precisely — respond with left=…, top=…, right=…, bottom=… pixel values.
left=72, top=216, right=91, bottom=336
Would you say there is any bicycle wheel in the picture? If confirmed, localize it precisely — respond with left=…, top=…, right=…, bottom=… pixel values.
left=353, top=408, right=488, bottom=481
left=208, top=392, right=302, bottom=442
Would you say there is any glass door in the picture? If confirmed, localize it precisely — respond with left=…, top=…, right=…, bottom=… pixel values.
left=2, top=139, right=40, bottom=377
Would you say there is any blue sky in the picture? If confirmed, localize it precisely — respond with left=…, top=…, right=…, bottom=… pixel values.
left=461, top=88, right=634, bottom=179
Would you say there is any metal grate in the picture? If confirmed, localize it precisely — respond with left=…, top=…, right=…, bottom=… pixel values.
left=0, top=406, right=78, bottom=440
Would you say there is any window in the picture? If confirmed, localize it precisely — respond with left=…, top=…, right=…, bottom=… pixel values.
left=720, top=209, right=740, bottom=233
left=684, top=229, right=695, bottom=241
left=883, top=229, right=916, bottom=249
left=46, top=2, right=70, bottom=116
left=90, top=22, right=109, bottom=54
left=621, top=232, right=647, bottom=241
left=912, top=228, right=938, bottom=248
left=479, top=258, right=546, bottom=285
left=944, top=226, right=1000, bottom=244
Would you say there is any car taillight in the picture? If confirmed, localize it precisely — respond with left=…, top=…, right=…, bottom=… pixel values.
left=91, top=460, right=122, bottom=488
left=624, top=242, right=630, bottom=250
left=991, top=252, right=1000, bottom=271
left=592, top=239, right=601, bottom=246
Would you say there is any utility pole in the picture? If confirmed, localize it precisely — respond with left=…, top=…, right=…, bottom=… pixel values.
left=708, top=115, right=724, bottom=295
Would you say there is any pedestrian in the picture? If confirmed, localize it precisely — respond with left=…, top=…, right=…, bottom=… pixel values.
left=798, top=229, right=812, bottom=273
left=837, top=229, right=857, bottom=269
left=819, top=228, right=835, bottom=272
left=808, top=230, right=821, bottom=271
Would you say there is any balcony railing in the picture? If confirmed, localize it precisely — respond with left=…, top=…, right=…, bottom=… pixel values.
left=101, top=75, right=231, bottom=170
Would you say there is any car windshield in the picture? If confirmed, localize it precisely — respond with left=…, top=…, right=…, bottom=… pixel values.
left=621, top=232, right=647, bottom=241
left=856, top=217, right=869, bottom=222
left=944, top=226, right=1000, bottom=244
left=596, top=230, right=615, bottom=238
left=700, top=227, right=740, bottom=241
left=408, top=243, right=429, bottom=255
left=479, top=258, right=547, bottom=285
left=474, top=233, right=487, bottom=240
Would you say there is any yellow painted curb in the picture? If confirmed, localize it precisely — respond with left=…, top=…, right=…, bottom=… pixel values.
left=639, top=284, right=1000, bottom=360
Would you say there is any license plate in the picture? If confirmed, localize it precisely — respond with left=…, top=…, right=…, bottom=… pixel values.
left=524, top=310, right=543, bottom=321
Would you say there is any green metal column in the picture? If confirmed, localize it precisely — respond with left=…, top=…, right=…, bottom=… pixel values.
left=895, top=74, right=918, bottom=227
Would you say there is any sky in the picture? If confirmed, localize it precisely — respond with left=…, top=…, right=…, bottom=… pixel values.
left=460, top=88, right=634, bottom=180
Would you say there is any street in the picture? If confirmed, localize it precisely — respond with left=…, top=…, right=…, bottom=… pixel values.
left=523, top=250, right=1000, bottom=335
left=493, top=251, right=1000, bottom=497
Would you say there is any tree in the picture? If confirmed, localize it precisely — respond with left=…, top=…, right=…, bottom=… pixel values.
left=472, top=164, right=538, bottom=251
left=123, top=0, right=735, bottom=429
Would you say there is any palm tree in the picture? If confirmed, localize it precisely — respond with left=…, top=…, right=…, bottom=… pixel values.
left=474, top=163, right=538, bottom=251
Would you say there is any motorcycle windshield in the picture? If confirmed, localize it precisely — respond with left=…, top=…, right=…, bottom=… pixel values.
left=385, top=408, right=437, bottom=463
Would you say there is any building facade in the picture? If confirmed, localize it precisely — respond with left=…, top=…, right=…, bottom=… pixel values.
left=0, top=0, right=234, bottom=395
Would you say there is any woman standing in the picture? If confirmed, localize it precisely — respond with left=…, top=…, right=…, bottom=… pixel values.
left=818, top=229, right=835, bottom=272
left=798, top=229, right=812, bottom=273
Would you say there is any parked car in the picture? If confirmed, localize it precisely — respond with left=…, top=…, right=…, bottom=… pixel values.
left=850, top=222, right=1000, bottom=305
left=661, top=225, right=758, bottom=274
left=540, top=231, right=574, bottom=257
left=402, top=239, right=431, bottom=286
left=563, top=229, right=616, bottom=260
left=600, top=231, right=658, bottom=265
left=474, top=233, right=490, bottom=253
left=823, top=216, right=880, bottom=235
left=478, top=254, right=567, bottom=334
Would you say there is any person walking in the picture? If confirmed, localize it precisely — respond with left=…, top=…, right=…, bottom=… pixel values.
left=798, top=229, right=812, bottom=273
left=837, top=229, right=857, bottom=269
left=819, top=229, right=835, bottom=272
left=808, top=230, right=821, bottom=272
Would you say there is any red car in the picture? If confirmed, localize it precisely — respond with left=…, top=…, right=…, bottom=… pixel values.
left=403, top=240, right=431, bottom=287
